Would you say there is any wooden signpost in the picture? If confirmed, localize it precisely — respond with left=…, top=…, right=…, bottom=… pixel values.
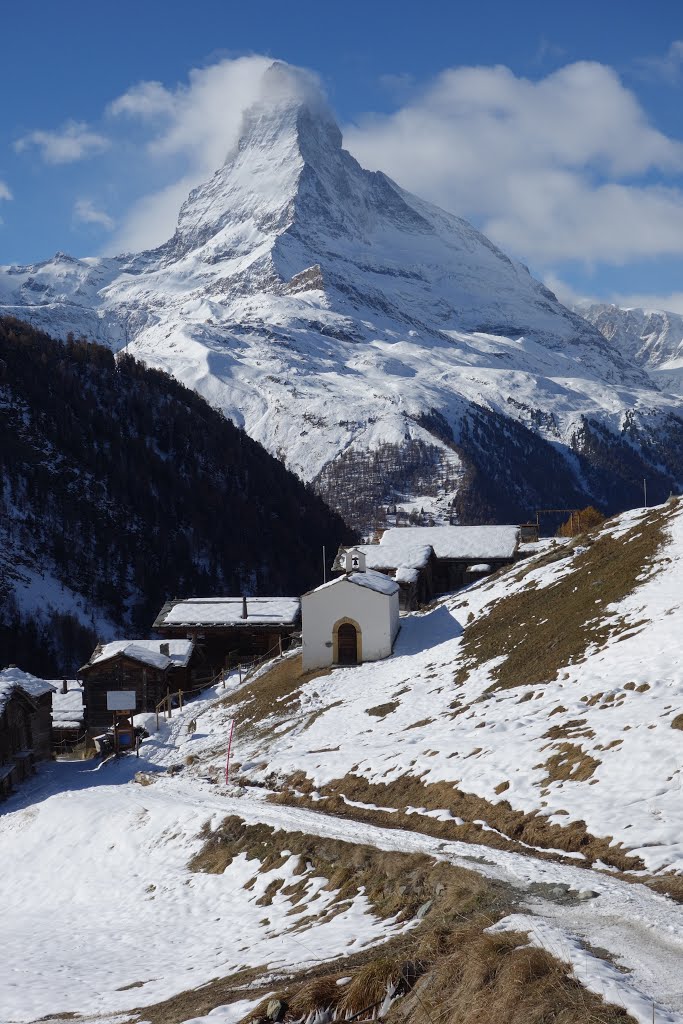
left=107, top=691, right=137, bottom=755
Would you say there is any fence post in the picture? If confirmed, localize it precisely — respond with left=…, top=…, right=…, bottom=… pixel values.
left=225, top=719, right=235, bottom=785
left=178, top=689, right=182, bottom=710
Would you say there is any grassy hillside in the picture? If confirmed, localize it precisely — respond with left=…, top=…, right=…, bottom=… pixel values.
left=212, top=499, right=683, bottom=892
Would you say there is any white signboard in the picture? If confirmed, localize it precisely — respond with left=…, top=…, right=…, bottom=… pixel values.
left=107, top=690, right=137, bottom=712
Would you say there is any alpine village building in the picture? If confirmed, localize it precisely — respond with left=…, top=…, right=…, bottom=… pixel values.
left=0, top=668, right=55, bottom=797
left=333, top=525, right=521, bottom=609
left=79, top=640, right=195, bottom=733
left=152, top=596, right=301, bottom=677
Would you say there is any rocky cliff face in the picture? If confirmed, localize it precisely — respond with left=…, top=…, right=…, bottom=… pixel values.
left=2, top=62, right=683, bottom=526
left=577, top=301, right=683, bottom=393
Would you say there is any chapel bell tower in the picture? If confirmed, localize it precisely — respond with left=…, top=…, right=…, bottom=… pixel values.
left=345, top=548, right=367, bottom=573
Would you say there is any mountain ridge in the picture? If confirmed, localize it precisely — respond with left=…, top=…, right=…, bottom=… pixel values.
left=2, top=61, right=682, bottom=525
left=0, top=315, right=350, bottom=674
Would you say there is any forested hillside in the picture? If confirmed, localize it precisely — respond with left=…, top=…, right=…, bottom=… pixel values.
left=0, top=317, right=352, bottom=675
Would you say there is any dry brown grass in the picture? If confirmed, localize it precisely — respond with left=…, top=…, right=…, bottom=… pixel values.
left=271, top=772, right=643, bottom=872
left=671, top=714, right=683, bottom=731
left=219, top=654, right=330, bottom=727
left=188, top=815, right=503, bottom=924
left=542, top=718, right=595, bottom=741
left=389, top=927, right=635, bottom=1024
left=338, top=957, right=408, bottom=1016
left=366, top=700, right=400, bottom=718
left=287, top=974, right=344, bottom=1018
left=453, top=504, right=674, bottom=691
left=538, top=742, right=601, bottom=786
left=405, top=717, right=434, bottom=730
left=131, top=815, right=639, bottom=1024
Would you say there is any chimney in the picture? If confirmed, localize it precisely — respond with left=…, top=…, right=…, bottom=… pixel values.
left=241, top=596, right=248, bottom=620
left=61, top=679, right=68, bottom=695
left=160, top=642, right=170, bottom=657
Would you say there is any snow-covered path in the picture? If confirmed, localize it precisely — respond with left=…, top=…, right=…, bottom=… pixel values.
left=1, top=748, right=682, bottom=1024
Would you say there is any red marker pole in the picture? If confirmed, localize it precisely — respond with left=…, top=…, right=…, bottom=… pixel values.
left=225, top=719, right=235, bottom=785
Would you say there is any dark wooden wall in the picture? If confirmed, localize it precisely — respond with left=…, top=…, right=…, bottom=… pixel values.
left=157, top=626, right=298, bottom=678
left=0, top=691, right=52, bottom=764
left=82, top=656, right=170, bottom=731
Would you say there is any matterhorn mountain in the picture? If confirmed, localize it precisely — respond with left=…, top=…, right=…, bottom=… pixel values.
left=3, top=62, right=683, bottom=527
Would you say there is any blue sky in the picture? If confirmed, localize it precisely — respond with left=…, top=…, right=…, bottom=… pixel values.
left=2, top=0, right=683, bottom=309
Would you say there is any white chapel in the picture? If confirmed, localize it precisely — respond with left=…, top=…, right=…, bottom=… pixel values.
left=301, top=549, right=400, bottom=671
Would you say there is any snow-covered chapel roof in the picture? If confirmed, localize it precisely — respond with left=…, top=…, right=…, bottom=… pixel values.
left=307, top=569, right=399, bottom=598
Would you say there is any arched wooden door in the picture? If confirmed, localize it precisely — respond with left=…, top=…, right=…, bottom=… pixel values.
left=337, top=622, right=358, bottom=665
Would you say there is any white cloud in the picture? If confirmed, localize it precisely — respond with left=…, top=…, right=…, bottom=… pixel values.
left=107, top=55, right=281, bottom=250
left=107, top=80, right=177, bottom=119
left=607, top=291, right=683, bottom=316
left=541, top=273, right=592, bottom=308
left=635, top=40, right=683, bottom=84
left=345, top=61, right=683, bottom=265
left=0, top=181, right=12, bottom=201
left=15, top=120, right=110, bottom=164
left=73, top=199, right=114, bottom=230
left=543, top=273, right=683, bottom=317
left=107, top=177, right=195, bottom=252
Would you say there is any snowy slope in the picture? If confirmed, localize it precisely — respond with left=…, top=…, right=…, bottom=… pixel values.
left=215, top=499, right=683, bottom=878
left=3, top=584, right=683, bottom=1024
left=2, top=63, right=683, bottom=523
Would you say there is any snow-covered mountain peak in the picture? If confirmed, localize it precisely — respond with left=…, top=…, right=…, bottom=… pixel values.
left=234, top=61, right=343, bottom=160
left=171, top=61, right=347, bottom=257
left=2, top=61, right=683, bottom=525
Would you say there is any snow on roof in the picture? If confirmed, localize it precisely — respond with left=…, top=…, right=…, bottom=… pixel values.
left=158, top=597, right=301, bottom=627
left=339, top=538, right=433, bottom=572
left=379, top=526, right=519, bottom=561
left=0, top=667, right=55, bottom=715
left=309, top=569, right=399, bottom=598
left=48, top=680, right=84, bottom=728
left=395, top=566, right=420, bottom=584
left=349, top=570, right=399, bottom=596
left=89, top=639, right=194, bottom=670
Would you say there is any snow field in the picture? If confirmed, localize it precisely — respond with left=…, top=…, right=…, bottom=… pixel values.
left=216, top=503, right=683, bottom=877
left=0, top=763, right=402, bottom=1023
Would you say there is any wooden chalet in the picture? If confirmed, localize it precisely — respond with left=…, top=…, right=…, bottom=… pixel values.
left=153, top=596, right=301, bottom=676
left=0, top=667, right=54, bottom=797
left=79, top=639, right=194, bottom=733
left=334, top=526, right=520, bottom=607
left=333, top=537, right=435, bottom=610
left=49, top=678, right=86, bottom=751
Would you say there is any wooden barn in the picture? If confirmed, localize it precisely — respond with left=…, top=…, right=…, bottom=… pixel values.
left=153, top=597, right=301, bottom=676
left=334, top=526, right=520, bottom=606
left=333, top=536, right=435, bottom=610
left=49, top=679, right=86, bottom=751
left=79, top=639, right=194, bottom=733
left=0, top=667, right=54, bottom=797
